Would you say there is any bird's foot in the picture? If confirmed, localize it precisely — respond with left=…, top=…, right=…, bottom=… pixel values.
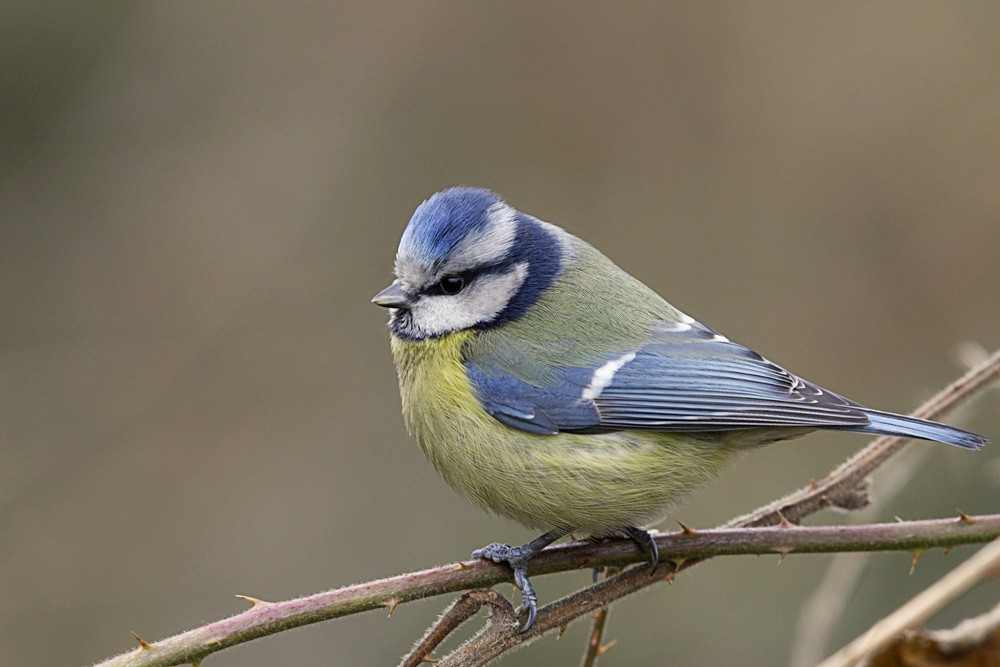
left=623, top=525, right=659, bottom=574
left=472, top=530, right=561, bottom=632
left=590, top=527, right=659, bottom=581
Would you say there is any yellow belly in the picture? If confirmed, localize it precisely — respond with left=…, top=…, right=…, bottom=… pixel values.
left=390, top=331, right=743, bottom=534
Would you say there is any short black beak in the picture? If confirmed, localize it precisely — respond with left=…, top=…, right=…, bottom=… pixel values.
left=371, top=281, right=412, bottom=309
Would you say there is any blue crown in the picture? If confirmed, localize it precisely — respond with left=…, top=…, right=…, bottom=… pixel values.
left=400, top=187, right=504, bottom=272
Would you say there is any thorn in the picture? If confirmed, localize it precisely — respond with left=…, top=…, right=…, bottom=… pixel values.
left=775, top=510, right=792, bottom=528
left=894, top=516, right=904, bottom=523
left=457, top=561, right=472, bottom=570
left=809, top=480, right=819, bottom=489
left=676, top=520, right=698, bottom=535
left=775, top=548, right=791, bottom=565
left=420, top=655, right=439, bottom=664
left=384, top=597, right=400, bottom=618
left=596, top=639, right=618, bottom=656
left=557, top=623, right=568, bottom=639
left=235, top=595, right=272, bottom=609
left=910, top=549, right=925, bottom=575
left=663, top=568, right=676, bottom=584
left=131, top=631, right=152, bottom=649
left=956, top=509, right=975, bottom=523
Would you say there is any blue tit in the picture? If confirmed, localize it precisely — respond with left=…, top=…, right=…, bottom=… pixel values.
left=372, top=186, right=985, bottom=631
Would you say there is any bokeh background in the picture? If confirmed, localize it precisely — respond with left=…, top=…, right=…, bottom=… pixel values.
left=3, top=3, right=999, bottom=665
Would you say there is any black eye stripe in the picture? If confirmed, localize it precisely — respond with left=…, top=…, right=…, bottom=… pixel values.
left=424, top=270, right=475, bottom=296
left=422, top=261, right=513, bottom=297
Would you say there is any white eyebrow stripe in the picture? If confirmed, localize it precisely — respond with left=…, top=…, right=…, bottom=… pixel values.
left=447, top=203, right=518, bottom=272
left=582, top=352, right=636, bottom=400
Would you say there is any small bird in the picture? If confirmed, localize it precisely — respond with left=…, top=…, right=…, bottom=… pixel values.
left=373, top=187, right=985, bottom=631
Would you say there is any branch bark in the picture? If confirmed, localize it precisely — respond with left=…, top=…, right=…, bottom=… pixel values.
left=93, top=515, right=1000, bottom=667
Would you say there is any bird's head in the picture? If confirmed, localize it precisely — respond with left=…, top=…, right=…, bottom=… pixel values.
left=373, top=187, right=564, bottom=340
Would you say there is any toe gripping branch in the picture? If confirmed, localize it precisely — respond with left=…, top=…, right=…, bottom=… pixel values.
left=472, top=530, right=561, bottom=632
left=623, top=525, right=660, bottom=573
left=472, top=526, right=660, bottom=632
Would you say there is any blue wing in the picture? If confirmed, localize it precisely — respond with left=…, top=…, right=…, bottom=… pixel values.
left=466, top=361, right=601, bottom=435
left=466, top=318, right=871, bottom=435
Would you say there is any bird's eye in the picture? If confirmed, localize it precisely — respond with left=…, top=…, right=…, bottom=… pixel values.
left=439, top=274, right=465, bottom=295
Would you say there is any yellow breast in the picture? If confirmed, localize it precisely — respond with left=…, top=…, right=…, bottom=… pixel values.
left=388, top=330, right=741, bottom=534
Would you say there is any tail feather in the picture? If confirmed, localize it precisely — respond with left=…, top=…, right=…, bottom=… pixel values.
left=834, top=410, right=986, bottom=451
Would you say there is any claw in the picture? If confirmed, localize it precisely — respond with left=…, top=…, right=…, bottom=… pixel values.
left=623, top=526, right=659, bottom=574
left=513, top=563, right=538, bottom=629
left=472, top=530, right=561, bottom=632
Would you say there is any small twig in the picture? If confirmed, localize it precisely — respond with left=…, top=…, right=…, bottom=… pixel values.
left=400, top=590, right=515, bottom=667
left=580, top=607, right=612, bottom=667
left=441, top=559, right=680, bottom=666
left=818, top=535, right=1000, bottom=667
left=580, top=565, right=621, bottom=666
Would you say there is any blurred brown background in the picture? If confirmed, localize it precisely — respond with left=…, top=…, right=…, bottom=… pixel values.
left=3, top=3, right=998, bottom=665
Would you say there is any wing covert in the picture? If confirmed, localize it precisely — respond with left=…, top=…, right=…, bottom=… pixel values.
left=466, top=362, right=600, bottom=435
left=465, top=317, right=872, bottom=436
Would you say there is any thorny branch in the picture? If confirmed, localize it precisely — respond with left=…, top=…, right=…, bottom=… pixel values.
left=91, top=349, right=999, bottom=667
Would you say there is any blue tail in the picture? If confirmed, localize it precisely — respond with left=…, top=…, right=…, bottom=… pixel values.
left=834, top=410, right=986, bottom=450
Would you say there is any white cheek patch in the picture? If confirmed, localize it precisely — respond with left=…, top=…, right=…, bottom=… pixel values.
left=410, top=262, right=529, bottom=337
left=582, top=352, right=636, bottom=400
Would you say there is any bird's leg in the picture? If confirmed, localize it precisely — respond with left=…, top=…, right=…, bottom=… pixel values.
left=623, top=525, right=659, bottom=574
left=472, top=529, right=562, bottom=632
